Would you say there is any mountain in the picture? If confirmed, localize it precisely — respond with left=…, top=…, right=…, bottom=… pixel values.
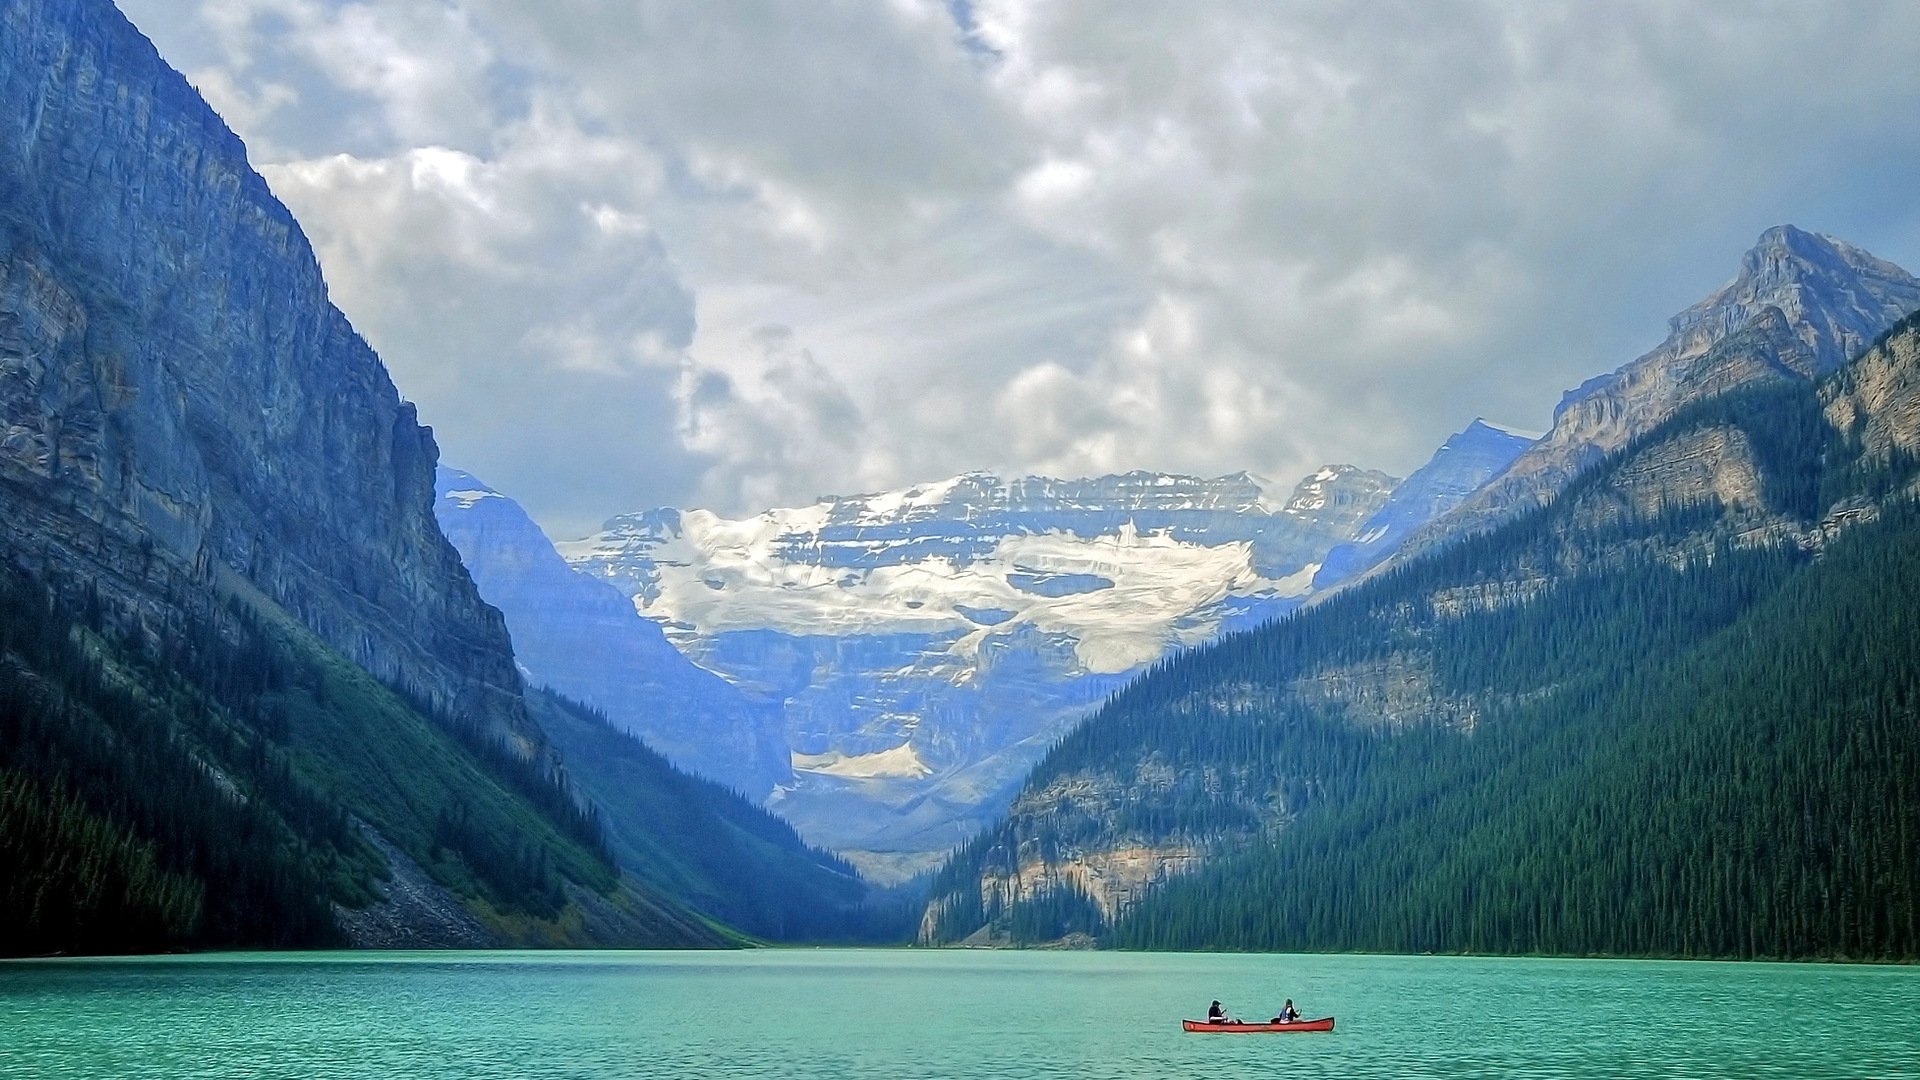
left=1388, top=226, right=1920, bottom=562
left=921, top=303, right=1920, bottom=959
left=434, top=469, right=791, bottom=799
left=0, top=0, right=871, bottom=954
left=1, top=0, right=658, bottom=952
left=1312, top=419, right=1537, bottom=587
left=560, top=466, right=1400, bottom=880
left=2, top=0, right=529, bottom=750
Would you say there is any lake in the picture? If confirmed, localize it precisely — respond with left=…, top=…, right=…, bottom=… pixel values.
left=2, top=949, right=1914, bottom=1078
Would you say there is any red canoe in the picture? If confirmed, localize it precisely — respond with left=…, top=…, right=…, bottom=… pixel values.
left=1183, top=1017, right=1335, bottom=1033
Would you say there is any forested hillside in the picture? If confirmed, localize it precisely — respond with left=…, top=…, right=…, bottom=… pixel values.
left=924, top=311, right=1920, bottom=961
left=531, top=689, right=918, bottom=943
left=1, top=0, right=896, bottom=956
left=0, top=563, right=735, bottom=955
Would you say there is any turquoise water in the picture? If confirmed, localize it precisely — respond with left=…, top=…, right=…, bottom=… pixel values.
left=2, top=949, right=1916, bottom=1078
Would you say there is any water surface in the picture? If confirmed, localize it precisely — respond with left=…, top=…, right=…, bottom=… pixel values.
left=2, top=949, right=1914, bottom=1078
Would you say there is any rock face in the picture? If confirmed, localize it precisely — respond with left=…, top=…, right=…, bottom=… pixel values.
left=560, top=466, right=1399, bottom=879
left=1392, top=226, right=1920, bottom=560
left=1825, top=314, right=1920, bottom=461
left=0, top=0, right=533, bottom=746
left=434, top=468, right=792, bottom=798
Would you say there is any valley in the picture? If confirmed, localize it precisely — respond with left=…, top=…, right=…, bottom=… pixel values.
left=3, top=0, right=1918, bottom=977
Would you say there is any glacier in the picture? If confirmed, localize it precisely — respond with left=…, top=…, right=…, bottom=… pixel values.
left=556, top=467, right=1400, bottom=880
left=438, top=427, right=1531, bottom=882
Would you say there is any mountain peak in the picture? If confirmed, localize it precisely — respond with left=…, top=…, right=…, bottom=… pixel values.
left=1751, top=222, right=1826, bottom=255
left=1746, top=223, right=1899, bottom=273
left=1666, top=225, right=1920, bottom=350
left=1382, top=230, right=1920, bottom=571
left=1463, top=417, right=1544, bottom=443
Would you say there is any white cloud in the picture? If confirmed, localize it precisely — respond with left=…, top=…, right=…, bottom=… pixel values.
left=115, top=0, right=1920, bottom=530
left=256, top=102, right=698, bottom=534
left=676, top=325, right=869, bottom=512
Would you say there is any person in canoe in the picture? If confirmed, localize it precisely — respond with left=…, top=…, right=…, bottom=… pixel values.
left=1272, top=999, right=1300, bottom=1024
left=1207, top=1000, right=1234, bottom=1024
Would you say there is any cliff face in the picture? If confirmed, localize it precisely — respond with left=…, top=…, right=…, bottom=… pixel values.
left=0, top=0, right=532, bottom=748
left=1389, top=227, right=1920, bottom=563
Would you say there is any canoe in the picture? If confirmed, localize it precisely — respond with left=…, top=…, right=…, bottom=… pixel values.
left=1183, top=1017, right=1335, bottom=1033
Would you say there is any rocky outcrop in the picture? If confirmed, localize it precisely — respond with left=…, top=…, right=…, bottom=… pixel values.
left=0, top=0, right=534, bottom=749
left=331, top=831, right=493, bottom=949
left=983, top=845, right=1200, bottom=928
left=1591, top=425, right=1766, bottom=519
left=1389, top=227, right=1920, bottom=564
left=1824, top=311, right=1920, bottom=461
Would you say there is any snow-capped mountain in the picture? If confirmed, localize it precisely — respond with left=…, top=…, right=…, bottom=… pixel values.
left=559, top=466, right=1398, bottom=880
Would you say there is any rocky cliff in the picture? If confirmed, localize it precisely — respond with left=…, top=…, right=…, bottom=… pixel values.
left=1388, top=226, right=1920, bottom=562
left=0, top=0, right=667, bottom=953
left=0, top=0, right=533, bottom=750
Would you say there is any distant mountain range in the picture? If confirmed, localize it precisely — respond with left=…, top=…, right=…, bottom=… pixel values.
left=439, top=444, right=1527, bottom=881
left=454, top=228, right=1920, bottom=885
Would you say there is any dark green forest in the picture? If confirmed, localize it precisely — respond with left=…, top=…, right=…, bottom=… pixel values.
left=0, top=558, right=722, bottom=955
left=929, top=323, right=1920, bottom=961
left=1111, top=499, right=1919, bottom=958
left=0, top=536, right=918, bottom=954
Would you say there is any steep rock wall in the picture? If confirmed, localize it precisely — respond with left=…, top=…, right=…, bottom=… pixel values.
left=1386, top=227, right=1920, bottom=565
left=0, top=0, right=533, bottom=748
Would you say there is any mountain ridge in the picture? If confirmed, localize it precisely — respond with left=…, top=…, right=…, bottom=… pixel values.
left=434, top=467, right=794, bottom=799
left=1383, top=225, right=1920, bottom=567
left=522, top=455, right=1528, bottom=880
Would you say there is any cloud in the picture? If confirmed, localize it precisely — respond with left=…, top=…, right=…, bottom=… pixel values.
left=115, top=0, right=1920, bottom=530
left=972, top=0, right=1920, bottom=474
left=258, top=103, right=701, bottom=535
left=676, top=325, right=870, bottom=511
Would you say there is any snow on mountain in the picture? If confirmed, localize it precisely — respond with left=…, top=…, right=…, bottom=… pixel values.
left=560, top=466, right=1397, bottom=880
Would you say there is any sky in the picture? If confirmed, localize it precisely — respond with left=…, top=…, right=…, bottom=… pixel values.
left=116, top=0, right=1920, bottom=538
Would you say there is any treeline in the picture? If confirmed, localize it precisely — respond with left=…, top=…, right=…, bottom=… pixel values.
left=929, top=331, right=1920, bottom=960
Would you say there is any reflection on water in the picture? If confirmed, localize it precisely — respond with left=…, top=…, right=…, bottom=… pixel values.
left=1, top=950, right=1915, bottom=1079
